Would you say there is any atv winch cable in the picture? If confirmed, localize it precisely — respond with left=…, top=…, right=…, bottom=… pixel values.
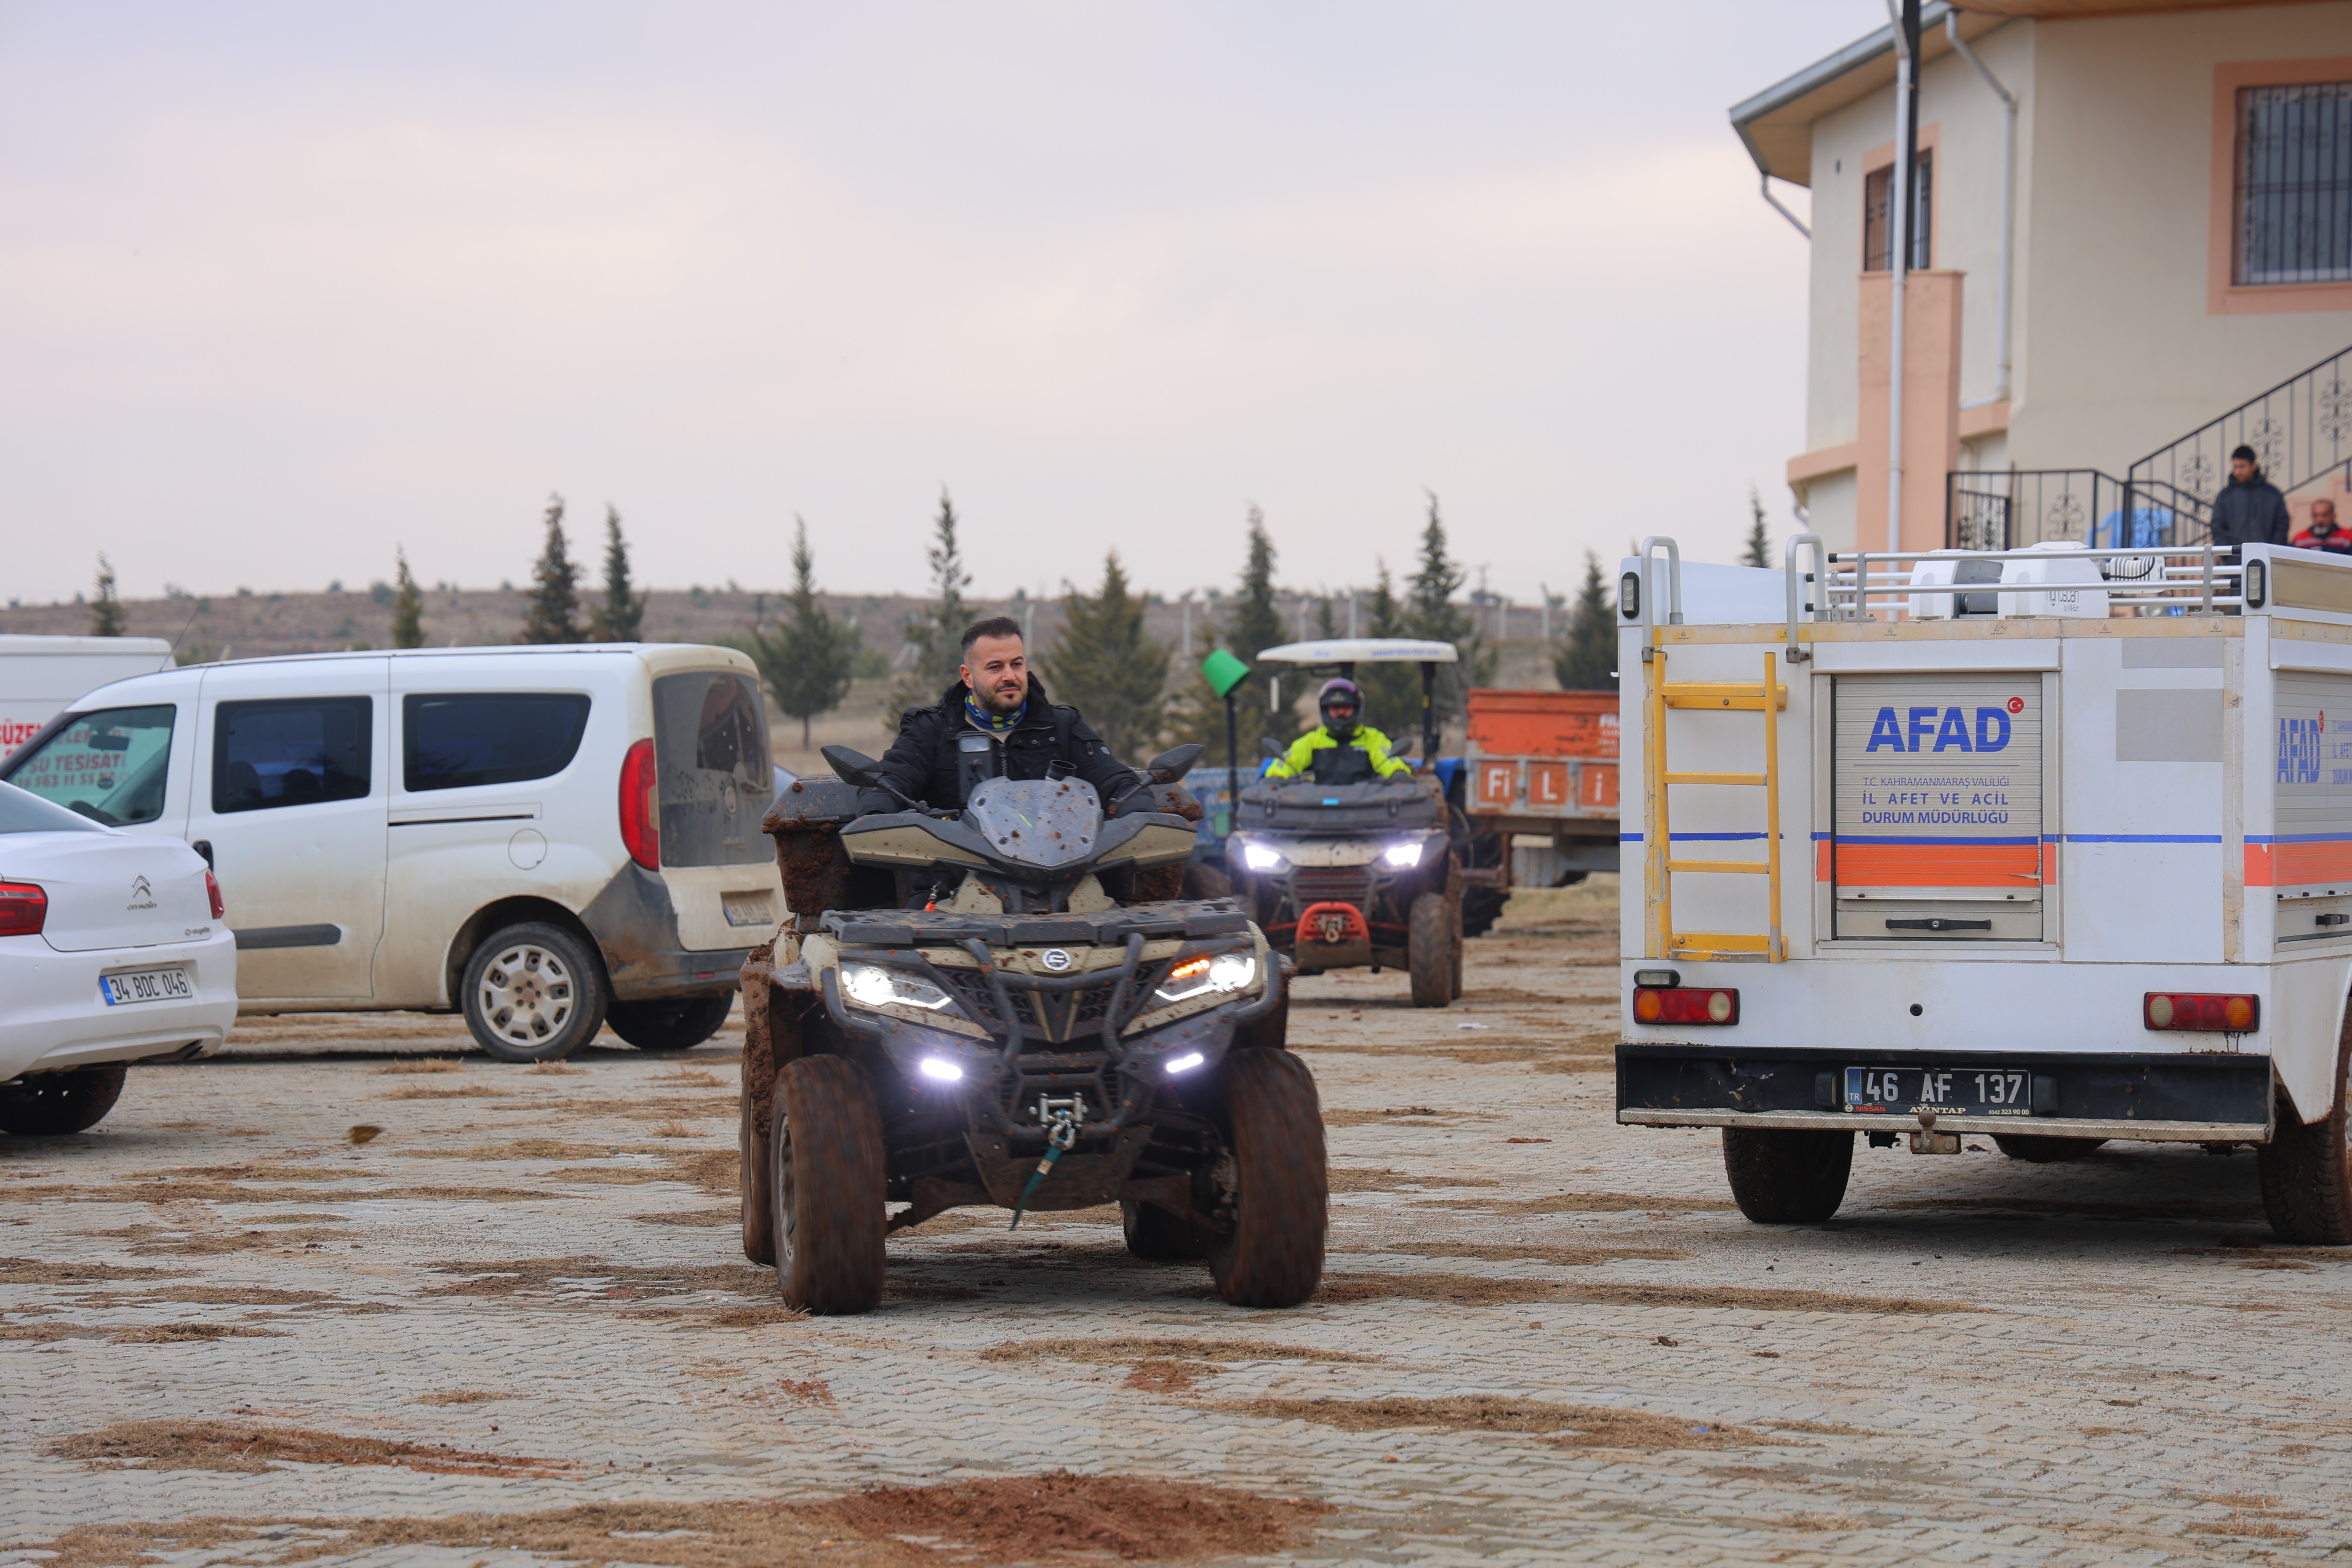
left=1008, top=1109, right=1082, bottom=1229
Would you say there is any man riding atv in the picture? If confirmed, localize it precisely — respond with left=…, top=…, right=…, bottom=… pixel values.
left=862, top=616, right=1140, bottom=819
left=1265, top=677, right=1413, bottom=786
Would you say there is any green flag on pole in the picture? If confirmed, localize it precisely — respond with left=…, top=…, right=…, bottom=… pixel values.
left=1200, top=647, right=1250, bottom=698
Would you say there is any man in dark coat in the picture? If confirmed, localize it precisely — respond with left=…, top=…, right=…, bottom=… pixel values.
left=2209, top=444, right=2292, bottom=553
left=861, top=616, right=1140, bottom=813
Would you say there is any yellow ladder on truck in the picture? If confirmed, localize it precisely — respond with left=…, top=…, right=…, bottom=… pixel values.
left=1643, top=647, right=1788, bottom=962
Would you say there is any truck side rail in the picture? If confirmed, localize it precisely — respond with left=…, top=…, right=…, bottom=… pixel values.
left=1793, top=542, right=2241, bottom=621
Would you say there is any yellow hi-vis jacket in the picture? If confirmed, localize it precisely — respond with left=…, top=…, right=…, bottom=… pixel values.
left=1264, top=724, right=1413, bottom=783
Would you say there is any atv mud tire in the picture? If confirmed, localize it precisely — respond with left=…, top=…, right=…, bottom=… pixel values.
left=1407, top=892, right=1452, bottom=1008
left=768, top=1055, right=887, bottom=1312
left=608, top=995, right=733, bottom=1052
left=1722, top=1127, right=1853, bottom=1224
left=1992, top=1135, right=2107, bottom=1163
left=1122, top=1200, right=1210, bottom=1260
left=740, top=1083, right=776, bottom=1266
left=1182, top=861, right=1233, bottom=901
left=0, top=1065, right=127, bottom=1136
left=1460, top=885, right=1510, bottom=939
left=1208, top=1049, right=1327, bottom=1307
left=2260, top=1011, right=2352, bottom=1244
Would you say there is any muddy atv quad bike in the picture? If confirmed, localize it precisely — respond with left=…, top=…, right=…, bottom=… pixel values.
left=1223, top=638, right=1476, bottom=1007
left=735, top=742, right=1323, bottom=1316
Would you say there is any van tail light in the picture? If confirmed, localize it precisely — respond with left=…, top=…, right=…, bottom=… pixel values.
left=1632, top=985, right=1739, bottom=1026
left=204, top=869, right=225, bottom=920
left=0, top=882, right=47, bottom=938
left=2145, top=992, right=2257, bottom=1032
left=619, top=738, right=660, bottom=870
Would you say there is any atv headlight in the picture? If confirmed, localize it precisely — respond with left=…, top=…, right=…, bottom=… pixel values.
left=1383, top=840, right=1425, bottom=868
left=841, top=961, right=954, bottom=1012
left=1153, top=952, right=1257, bottom=1004
left=1242, top=842, right=1285, bottom=872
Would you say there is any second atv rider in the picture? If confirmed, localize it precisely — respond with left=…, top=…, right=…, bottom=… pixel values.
left=863, top=616, right=1142, bottom=816
left=1265, top=677, right=1414, bottom=787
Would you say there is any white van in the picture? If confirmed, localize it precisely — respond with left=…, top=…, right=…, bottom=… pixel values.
left=0, top=645, right=786, bottom=1061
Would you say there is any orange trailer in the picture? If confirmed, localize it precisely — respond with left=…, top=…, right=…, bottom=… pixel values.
left=1462, top=689, right=1621, bottom=886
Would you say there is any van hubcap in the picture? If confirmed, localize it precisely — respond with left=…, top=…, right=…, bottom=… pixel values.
left=478, top=943, right=575, bottom=1044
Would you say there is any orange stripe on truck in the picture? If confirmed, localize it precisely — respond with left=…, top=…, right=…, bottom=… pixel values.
left=1832, top=843, right=2042, bottom=888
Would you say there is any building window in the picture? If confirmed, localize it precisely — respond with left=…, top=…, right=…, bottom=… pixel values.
left=2236, top=81, right=2352, bottom=285
left=1863, top=150, right=1933, bottom=272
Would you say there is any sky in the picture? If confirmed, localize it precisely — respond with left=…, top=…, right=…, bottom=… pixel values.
left=0, top=2, right=1873, bottom=609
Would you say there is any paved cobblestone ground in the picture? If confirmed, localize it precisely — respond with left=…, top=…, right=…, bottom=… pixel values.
left=5, top=880, right=2350, bottom=1566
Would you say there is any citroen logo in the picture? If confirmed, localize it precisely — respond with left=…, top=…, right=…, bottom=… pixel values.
left=127, top=875, right=155, bottom=911
left=1039, top=948, right=1073, bottom=972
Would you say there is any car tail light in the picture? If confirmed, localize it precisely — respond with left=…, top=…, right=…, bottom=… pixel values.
left=204, top=868, right=225, bottom=920
left=1632, top=985, right=1738, bottom=1025
left=2145, top=992, right=2257, bottom=1032
left=0, top=881, right=47, bottom=938
left=619, top=738, right=660, bottom=870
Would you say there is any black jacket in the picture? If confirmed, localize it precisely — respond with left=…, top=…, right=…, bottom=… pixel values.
left=863, top=675, right=1140, bottom=814
left=2210, top=472, right=2291, bottom=551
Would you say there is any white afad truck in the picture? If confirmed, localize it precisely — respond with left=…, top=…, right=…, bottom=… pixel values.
left=1616, top=537, right=2352, bottom=1243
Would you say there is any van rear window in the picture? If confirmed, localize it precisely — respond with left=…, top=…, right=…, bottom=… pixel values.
left=652, top=672, right=771, bottom=868
left=214, top=698, right=373, bottom=813
left=404, top=693, right=592, bottom=792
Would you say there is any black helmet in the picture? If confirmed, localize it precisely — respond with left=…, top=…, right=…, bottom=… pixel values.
left=1318, top=677, right=1363, bottom=740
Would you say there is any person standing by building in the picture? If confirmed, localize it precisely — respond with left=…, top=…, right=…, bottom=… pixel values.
left=2293, top=497, right=2351, bottom=556
left=2209, top=445, right=2291, bottom=555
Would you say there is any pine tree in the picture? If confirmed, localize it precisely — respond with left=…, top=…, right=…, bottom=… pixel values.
left=592, top=505, right=649, bottom=642
left=1315, top=595, right=1340, bottom=639
left=884, top=489, right=975, bottom=724
left=737, top=517, right=862, bottom=748
left=515, top=494, right=582, bottom=644
left=1553, top=550, right=1618, bottom=691
left=1742, top=486, right=1772, bottom=568
left=89, top=555, right=126, bottom=637
left=1403, top=491, right=1497, bottom=731
left=389, top=548, right=425, bottom=650
left=1039, top=553, right=1168, bottom=759
left=1160, top=506, right=1287, bottom=756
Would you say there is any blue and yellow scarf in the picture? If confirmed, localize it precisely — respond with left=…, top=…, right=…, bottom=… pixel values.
left=964, top=691, right=1021, bottom=735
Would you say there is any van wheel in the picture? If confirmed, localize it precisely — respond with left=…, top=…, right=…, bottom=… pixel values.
left=1407, top=893, right=1452, bottom=1008
left=1722, top=1128, right=1853, bottom=1224
left=770, top=1056, right=886, bottom=1313
left=608, top=995, right=733, bottom=1052
left=1992, top=1135, right=2107, bottom=1163
left=0, top=1065, right=128, bottom=1135
left=461, top=923, right=609, bottom=1063
left=2259, top=1016, right=2352, bottom=1244
left=1122, top=1200, right=1209, bottom=1260
left=1208, top=1050, right=1327, bottom=1307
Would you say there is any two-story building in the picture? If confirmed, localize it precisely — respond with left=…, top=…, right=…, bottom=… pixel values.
left=1737, top=0, right=2351, bottom=555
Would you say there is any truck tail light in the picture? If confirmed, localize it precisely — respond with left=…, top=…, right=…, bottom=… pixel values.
left=0, top=881, right=47, bottom=938
left=1632, top=985, right=1739, bottom=1025
left=204, top=868, right=225, bottom=920
left=619, top=739, right=660, bottom=870
left=2145, top=992, right=2257, bottom=1032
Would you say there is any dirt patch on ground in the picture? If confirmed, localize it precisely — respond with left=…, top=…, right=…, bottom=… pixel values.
left=84, top=1286, right=340, bottom=1308
left=379, top=1084, right=509, bottom=1100
left=1312, top=1271, right=1572, bottom=1306
left=49, top=1419, right=570, bottom=1477
left=635, top=1207, right=741, bottom=1228
left=1359, top=1242, right=1691, bottom=1267
left=1426, top=1191, right=1739, bottom=1215
left=708, top=1304, right=810, bottom=1328
left=0, top=1258, right=182, bottom=1284
left=422, top=1257, right=770, bottom=1302
left=1328, top=1168, right=1501, bottom=1193
left=119, top=1226, right=355, bottom=1256
left=396, top=1139, right=629, bottom=1162
left=984, top=1337, right=1381, bottom=1373
left=1877, top=1196, right=2264, bottom=1223
left=414, top=1389, right=509, bottom=1405
left=1758, top=1419, right=1883, bottom=1438
left=825, top=1471, right=1333, bottom=1561
left=371, top=1059, right=466, bottom=1075
left=544, top=1149, right=739, bottom=1194
left=17, top=1473, right=1327, bottom=1568
left=1220, top=1395, right=1764, bottom=1449
left=2169, top=1245, right=2352, bottom=1262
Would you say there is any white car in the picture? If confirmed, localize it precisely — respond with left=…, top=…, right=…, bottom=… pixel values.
left=0, top=780, right=237, bottom=1135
